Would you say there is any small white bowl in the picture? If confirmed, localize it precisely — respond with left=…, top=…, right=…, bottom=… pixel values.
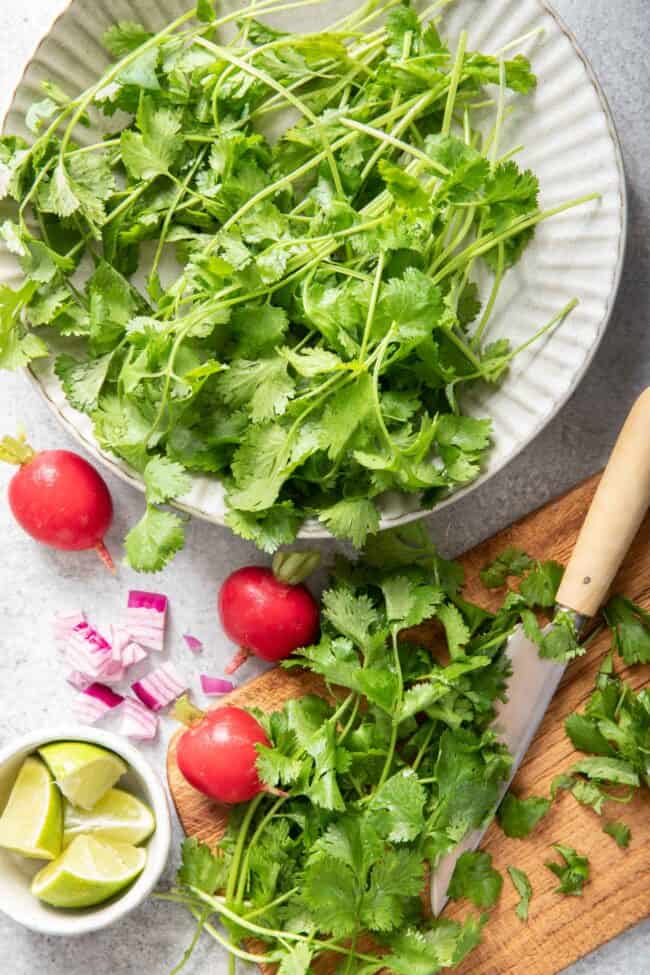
left=0, top=726, right=171, bottom=936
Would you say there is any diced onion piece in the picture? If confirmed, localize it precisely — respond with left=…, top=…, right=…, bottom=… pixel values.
left=132, top=662, right=186, bottom=711
left=183, top=633, right=203, bottom=654
left=118, top=698, right=159, bottom=741
left=71, top=683, right=123, bottom=725
left=123, top=642, right=148, bottom=667
left=62, top=622, right=113, bottom=679
left=85, top=682, right=124, bottom=708
left=110, top=624, right=131, bottom=660
left=110, top=624, right=148, bottom=669
left=200, top=675, right=235, bottom=696
left=54, top=609, right=86, bottom=647
left=71, top=695, right=110, bottom=725
left=67, top=671, right=92, bottom=691
left=126, top=591, right=168, bottom=651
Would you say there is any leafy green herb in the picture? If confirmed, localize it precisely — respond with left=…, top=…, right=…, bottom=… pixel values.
left=497, top=793, right=550, bottom=839
left=545, top=843, right=590, bottom=896
left=0, top=0, right=592, bottom=567
left=507, top=865, right=532, bottom=921
left=602, top=820, right=631, bottom=848
left=480, top=548, right=534, bottom=588
left=603, top=595, right=650, bottom=665
left=448, top=851, right=503, bottom=908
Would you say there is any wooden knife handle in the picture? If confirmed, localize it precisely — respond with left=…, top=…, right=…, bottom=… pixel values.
left=556, top=388, right=650, bottom=617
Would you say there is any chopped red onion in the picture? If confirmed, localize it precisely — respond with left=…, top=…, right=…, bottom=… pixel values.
left=62, top=622, right=113, bottom=680
left=126, top=591, right=168, bottom=651
left=54, top=610, right=86, bottom=648
left=71, top=683, right=123, bottom=725
left=84, top=682, right=125, bottom=708
left=118, top=698, right=159, bottom=741
left=67, top=671, right=92, bottom=691
left=200, top=675, right=235, bottom=696
left=132, top=662, right=186, bottom=711
left=183, top=633, right=204, bottom=654
left=110, top=624, right=148, bottom=670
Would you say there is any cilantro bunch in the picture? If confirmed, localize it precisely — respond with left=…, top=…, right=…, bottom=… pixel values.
left=0, top=0, right=595, bottom=569
left=163, top=526, right=545, bottom=974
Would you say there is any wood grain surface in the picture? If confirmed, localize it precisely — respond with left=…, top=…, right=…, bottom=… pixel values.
left=167, top=473, right=650, bottom=975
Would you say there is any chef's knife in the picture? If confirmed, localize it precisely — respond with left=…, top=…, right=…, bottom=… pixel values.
left=431, top=388, right=650, bottom=915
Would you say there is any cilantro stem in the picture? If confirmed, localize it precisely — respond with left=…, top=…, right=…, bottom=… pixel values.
left=376, top=627, right=404, bottom=789
left=188, top=888, right=385, bottom=966
left=411, top=722, right=436, bottom=772
left=234, top=795, right=287, bottom=905
left=472, top=240, right=504, bottom=347
left=151, top=149, right=207, bottom=286
left=243, top=886, right=299, bottom=921
left=195, top=37, right=345, bottom=197
left=343, top=116, right=449, bottom=176
left=433, top=193, right=600, bottom=283
left=358, top=251, right=385, bottom=360
left=225, top=792, right=264, bottom=907
left=489, top=59, right=507, bottom=164
left=441, top=31, right=468, bottom=137
left=169, top=907, right=210, bottom=975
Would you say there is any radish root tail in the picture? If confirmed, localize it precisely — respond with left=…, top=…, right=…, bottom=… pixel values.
left=95, top=540, right=116, bottom=573
left=225, top=647, right=250, bottom=675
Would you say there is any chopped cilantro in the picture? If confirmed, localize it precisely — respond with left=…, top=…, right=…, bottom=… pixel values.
left=545, top=843, right=590, bottom=896
left=507, top=865, right=532, bottom=921
left=448, top=851, right=503, bottom=908
left=497, top=793, right=551, bottom=839
left=602, top=820, right=631, bottom=848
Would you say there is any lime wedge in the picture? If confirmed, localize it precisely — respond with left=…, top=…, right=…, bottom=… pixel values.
left=38, top=742, right=127, bottom=811
left=0, top=756, right=62, bottom=860
left=63, top=788, right=155, bottom=847
left=31, top=835, right=146, bottom=908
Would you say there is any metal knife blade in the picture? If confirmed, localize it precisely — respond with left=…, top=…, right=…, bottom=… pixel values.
left=430, top=612, right=582, bottom=916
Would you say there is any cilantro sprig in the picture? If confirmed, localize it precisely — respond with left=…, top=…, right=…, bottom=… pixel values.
left=0, top=0, right=595, bottom=568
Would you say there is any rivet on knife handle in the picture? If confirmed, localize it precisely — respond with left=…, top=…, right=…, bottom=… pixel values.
left=556, top=388, right=650, bottom=618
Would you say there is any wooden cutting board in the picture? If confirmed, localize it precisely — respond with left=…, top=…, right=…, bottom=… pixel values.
left=167, top=473, right=650, bottom=975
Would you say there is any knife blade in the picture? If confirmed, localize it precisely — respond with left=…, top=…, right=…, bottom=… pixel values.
left=430, top=617, right=577, bottom=915
left=431, top=388, right=650, bottom=916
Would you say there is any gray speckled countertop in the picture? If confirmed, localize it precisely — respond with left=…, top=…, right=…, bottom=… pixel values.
left=0, top=1, right=648, bottom=972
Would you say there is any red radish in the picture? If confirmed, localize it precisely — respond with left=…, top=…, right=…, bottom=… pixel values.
left=219, top=552, right=321, bottom=674
left=0, top=433, right=114, bottom=570
left=176, top=704, right=271, bottom=804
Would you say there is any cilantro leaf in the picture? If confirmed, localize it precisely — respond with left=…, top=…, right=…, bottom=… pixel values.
left=507, top=866, right=532, bottom=921
left=602, top=820, right=631, bottom=849
left=369, top=770, right=426, bottom=843
left=603, top=595, right=650, bottom=665
left=54, top=353, right=112, bottom=413
left=121, top=97, right=182, bottom=179
left=519, top=560, right=564, bottom=608
left=302, top=856, right=359, bottom=936
left=177, top=837, right=229, bottom=894
left=103, top=21, right=151, bottom=57
left=361, top=848, right=424, bottom=932
left=276, top=943, right=313, bottom=975
left=124, top=505, right=185, bottom=572
left=216, top=357, right=294, bottom=422
left=564, top=712, right=617, bottom=757
left=318, top=497, right=380, bottom=548
left=436, top=602, right=470, bottom=657
left=480, top=547, right=533, bottom=588
left=545, top=844, right=590, bottom=896
left=143, top=456, right=191, bottom=504
left=569, top=756, right=640, bottom=787
left=448, top=851, right=503, bottom=908
left=497, top=793, right=551, bottom=839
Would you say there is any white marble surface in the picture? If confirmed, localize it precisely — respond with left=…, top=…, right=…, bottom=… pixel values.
left=0, top=2, right=648, bottom=973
